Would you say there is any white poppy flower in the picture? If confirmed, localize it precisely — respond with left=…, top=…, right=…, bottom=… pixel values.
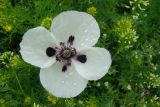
left=20, top=11, right=112, bottom=98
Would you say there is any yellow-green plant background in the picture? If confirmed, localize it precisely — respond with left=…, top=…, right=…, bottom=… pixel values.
left=0, top=0, right=160, bottom=106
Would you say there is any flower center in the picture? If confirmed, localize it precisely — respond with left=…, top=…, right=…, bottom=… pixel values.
left=62, top=49, right=72, bottom=59
left=46, top=35, right=87, bottom=72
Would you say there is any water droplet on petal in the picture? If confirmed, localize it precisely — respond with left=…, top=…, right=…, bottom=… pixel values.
left=69, top=72, right=73, bottom=75
left=73, top=83, right=77, bottom=86
left=65, top=75, right=68, bottom=78
left=84, top=30, right=88, bottom=33
left=81, top=43, right=84, bottom=46
left=85, top=38, right=89, bottom=41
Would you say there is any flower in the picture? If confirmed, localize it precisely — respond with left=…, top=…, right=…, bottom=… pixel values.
left=41, top=17, right=53, bottom=30
left=2, top=25, right=13, bottom=32
left=87, top=6, right=97, bottom=16
left=20, top=11, right=112, bottom=98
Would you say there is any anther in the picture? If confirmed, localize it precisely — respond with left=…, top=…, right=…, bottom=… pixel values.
left=56, top=56, right=60, bottom=61
left=68, top=35, right=74, bottom=43
left=60, top=42, right=66, bottom=48
left=77, top=55, right=87, bottom=63
left=46, top=47, right=56, bottom=57
left=62, top=65, right=67, bottom=72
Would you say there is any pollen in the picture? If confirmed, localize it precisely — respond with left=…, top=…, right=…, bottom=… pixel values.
left=62, top=49, right=72, bottom=58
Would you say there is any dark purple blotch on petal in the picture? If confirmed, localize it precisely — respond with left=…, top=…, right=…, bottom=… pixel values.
left=77, top=55, right=87, bottom=63
left=46, top=47, right=56, bottom=57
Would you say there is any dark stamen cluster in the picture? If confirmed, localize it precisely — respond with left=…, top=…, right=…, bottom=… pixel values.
left=46, top=35, right=87, bottom=72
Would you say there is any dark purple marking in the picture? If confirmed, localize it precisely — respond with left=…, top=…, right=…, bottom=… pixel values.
left=46, top=47, right=56, bottom=57
left=77, top=55, right=87, bottom=63
left=46, top=35, right=87, bottom=72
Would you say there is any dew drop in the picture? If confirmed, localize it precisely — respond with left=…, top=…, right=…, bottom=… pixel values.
left=81, top=43, right=84, bottom=46
left=65, top=75, right=69, bottom=78
left=73, top=83, right=77, bottom=86
left=61, top=81, right=65, bottom=84
left=84, top=30, right=88, bottom=33
left=69, top=72, right=73, bottom=75
left=85, top=38, right=89, bottom=41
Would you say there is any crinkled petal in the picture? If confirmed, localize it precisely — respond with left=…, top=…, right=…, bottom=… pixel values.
left=51, top=11, right=100, bottom=51
left=40, top=62, right=88, bottom=98
left=20, top=27, right=58, bottom=68
left=72, top=47, right=112, bottom=80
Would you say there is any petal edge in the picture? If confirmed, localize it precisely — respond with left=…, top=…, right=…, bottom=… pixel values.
left=40, top=62, right=88, bottom=98
left=73, top=47, right=112, bottom=80
left=20, top=26, right=57, bottom=68
left=51, top=11, right=100, bottom=51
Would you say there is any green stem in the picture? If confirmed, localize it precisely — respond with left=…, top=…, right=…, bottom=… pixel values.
left=13, top=68, right=26, bottom=97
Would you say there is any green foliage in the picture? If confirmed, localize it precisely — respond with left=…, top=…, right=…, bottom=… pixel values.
left=114, top=17, right=138, bottom=50
left=87, top=6, right=97, bottom=16
left=0, top=0, right=160, bottom=107
left=119, top=0, right=149, bottom=12
left=40, top=17, right=53, bottom=30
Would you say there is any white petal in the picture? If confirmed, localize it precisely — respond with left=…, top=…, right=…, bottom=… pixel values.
left=40, top=62, right=88, bottom=98
left=51, top=11, right=100, bottom=51
left=72, top=47, right=112, bottom=80
left=20, top=27, right=58, bottom=68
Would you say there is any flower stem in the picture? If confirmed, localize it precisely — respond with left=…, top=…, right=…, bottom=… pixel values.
left=13, top=68, right=26, bottom=97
